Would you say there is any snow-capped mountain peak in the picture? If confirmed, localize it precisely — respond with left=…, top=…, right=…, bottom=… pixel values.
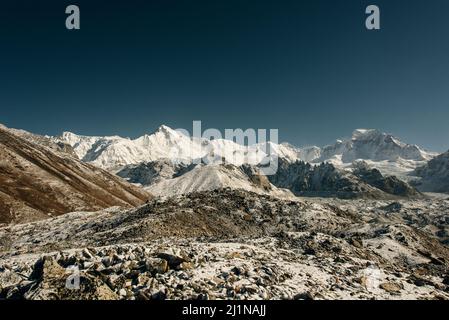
left=55, top=125, right=293, bottom=170
left=318, top=128, right=435, bottom=163
left=155, top=124, right=179, bottom=134
left=351, top=128, right=382, bottom=141
left=60, top=131, right=82, bottom=145
left=54, top=125, right=439, bottom=179
left=57, top=131, right=123, bottom=160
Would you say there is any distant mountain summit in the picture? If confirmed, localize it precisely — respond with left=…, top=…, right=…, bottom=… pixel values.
left=316, top=129, right=434, bottom=163
left=55, top=125, right=300, bottom=170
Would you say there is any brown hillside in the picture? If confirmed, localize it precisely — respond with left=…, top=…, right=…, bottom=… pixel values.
left=0, top=126, right=151, bottom=224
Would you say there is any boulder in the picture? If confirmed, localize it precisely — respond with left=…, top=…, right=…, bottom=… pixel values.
left=146, top=258, right=168, bottom=275
left=380, top=282, right=403, bottom=294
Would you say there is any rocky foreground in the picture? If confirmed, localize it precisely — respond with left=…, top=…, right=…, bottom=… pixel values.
left=1, top=189, right=449, bottom=300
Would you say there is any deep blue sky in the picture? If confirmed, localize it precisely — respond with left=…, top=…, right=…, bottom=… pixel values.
left=1, top=0, right=448, bottom=151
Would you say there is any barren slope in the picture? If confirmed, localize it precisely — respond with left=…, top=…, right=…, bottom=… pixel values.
left=0, top=126, right=151, bottom=224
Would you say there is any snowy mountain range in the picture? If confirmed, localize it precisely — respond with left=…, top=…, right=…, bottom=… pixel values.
left=49, top=124, right=444, bottom=198
left=0, top=122, right=446, bottom=224
left=55, top=125, right=437, bottom=178
left=57, top=125, right=297, bottom=170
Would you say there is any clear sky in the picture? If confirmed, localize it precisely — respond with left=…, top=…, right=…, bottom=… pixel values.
left=1, top=0, right=448, bottom=151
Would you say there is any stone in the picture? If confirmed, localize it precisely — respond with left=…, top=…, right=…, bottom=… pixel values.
left=243, top=285, right=259, bottom=294
left=293, top=292, right=314, bottom=300
left=101, top=256, right=113, bottom=267
left=30, top=256, right=65, bottom=281
left=151, top=290, right=167, bottom=300
left=5, top=287, right=22, bottom=299
left=136, top=274, right=151, bottom=286
left=0, top=270, right=23, bottom=288
left=178, top=271, right=190, bottom=280
left=356, top=276, right=368, bottom=288
left=27, top=265, right=118, bottom=300
left=226, top=252, right=244, bottom=259
left=230, top=266, right=244, bottom=276
left=304, top=247, right=316, bottom=255
left=136, top=291, right=151, bottom=300
left=156, top=252, right=187, bottom=268
left=196, top=293, right=209, bottom=300
left=82, top=248, right=94, bottom=260
left=112, top=254, right=125, bottom=264
left=146, top=258, right=168, bottom=275
left=408, top=275, right=435, bottom=287
left=349, top=238, right=363, bottom=248
left=107, top=274, right=126, bottom=290
left=178, top=262, right=193, bottom=270
left=119, top=288, right=127, bottom=297
left=380, top=282, right=403, bottom=294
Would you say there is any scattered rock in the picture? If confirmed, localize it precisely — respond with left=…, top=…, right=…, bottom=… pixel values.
left=349, top=238, right=363, bottom=248
left=380, top=282, right=403, bottom=294
left=146, top=258, right=168, bottom=275
left=381, top=202, right=402, bottom=213
left=1, top=188, right=449, bottom=300
left=178, top=262, right=193, bottom=270
left=156, top=252, right=187, bottom=269
left=294, top=292, right=314, bottom=300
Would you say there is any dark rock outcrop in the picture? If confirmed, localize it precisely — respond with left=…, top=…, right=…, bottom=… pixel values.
left=352, top=161, right=422, bottom=198
left=116, top=159, right=196, bottom=186
left=413, top=150, right=449, bottom=193
left=266, top=159, right=387, bottom=199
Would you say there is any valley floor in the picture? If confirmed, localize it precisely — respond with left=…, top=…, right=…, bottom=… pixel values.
left=1, top=189, right=449, bottom=300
